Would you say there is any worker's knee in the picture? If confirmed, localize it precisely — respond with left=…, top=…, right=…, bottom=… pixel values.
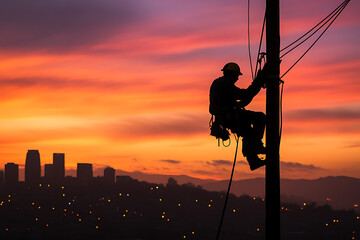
left=256, top=112, right=266, bottom=121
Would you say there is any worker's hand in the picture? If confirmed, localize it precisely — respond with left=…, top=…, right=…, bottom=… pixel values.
left=254, top=63, right=268, bottom=88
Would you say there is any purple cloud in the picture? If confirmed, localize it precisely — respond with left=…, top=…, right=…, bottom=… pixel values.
left=280, top=161, right=324, bottom=172
left=285, top=107, right=360, bottom=122
left=0, top=0, right=143, bottom=52
left=160, top=159, right=181, bottom=164
left=206, top=160, right=233, bottom=167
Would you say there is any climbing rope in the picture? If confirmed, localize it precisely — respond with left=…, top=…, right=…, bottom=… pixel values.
left=215, top=135, right=240, bottom=240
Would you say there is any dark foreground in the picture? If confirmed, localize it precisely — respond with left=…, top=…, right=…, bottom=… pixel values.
left=0, top=177, right=359, bottom=240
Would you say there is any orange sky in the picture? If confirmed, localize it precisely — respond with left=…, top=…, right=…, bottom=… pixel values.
left=0, top=0, right=359, bottom=180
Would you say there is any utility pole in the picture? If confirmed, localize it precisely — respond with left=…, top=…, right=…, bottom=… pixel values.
left=265, top=0, right=281, bottom=239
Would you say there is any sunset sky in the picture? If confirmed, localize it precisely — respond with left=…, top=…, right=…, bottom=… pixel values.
left=1, top=0, right=359, bottom=180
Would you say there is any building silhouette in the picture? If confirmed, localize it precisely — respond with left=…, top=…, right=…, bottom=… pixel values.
left=5, top=163, right=19, bottom=186
left=25, top=150, right=41, bottom=185
left=104, top=167, right=115, bottom=184
left=0, top=170, right=4, bottom=186
left=77, top=163, right=93, bottom=182
left=53, top=153, right=65, bottom=181
left=44, top=164, right=54, bottom=182
left=116, top=175, right=133, bottom=185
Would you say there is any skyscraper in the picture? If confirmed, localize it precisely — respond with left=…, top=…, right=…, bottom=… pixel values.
left=5, top=163, right=19, bottom=186
left=104, top=167, right=115, bottom=184
left=53, top=153, right=65, bottom=181
left=25, top=150, right=41, bottom=185
left=77, top=163, right=93, bottom=182
left=44, top=164, right=54, bottom=182
left=0, top=170, right=4, bottom=185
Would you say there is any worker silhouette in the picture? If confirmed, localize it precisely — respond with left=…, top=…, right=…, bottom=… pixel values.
left=209, top=62, right=267, bottom=171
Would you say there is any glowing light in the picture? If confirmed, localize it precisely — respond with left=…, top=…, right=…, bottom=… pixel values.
left=354, top=204, right=358, bottom=207
left=257, top=228, right=260, bottom=232
left=159, top=198, right=162, bottom=201
left=96, top=226, right=99, bottom=229
left=79, top=219, right=81, bottom=222
left=233, top=209, right=236, bottom=212
left=303, top=203, right=306, bottom=206
left=63, top=194, right=65, bottom=197
left=178, top=204, right=181, bottom=207
left=326, top=223, right=328, bottom=226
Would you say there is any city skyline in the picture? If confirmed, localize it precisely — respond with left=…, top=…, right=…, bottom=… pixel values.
left=0, top=0, right=359, bottom=181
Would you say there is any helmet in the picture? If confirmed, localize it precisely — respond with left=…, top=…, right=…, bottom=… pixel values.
left=221, top=62, right=242, bottom=75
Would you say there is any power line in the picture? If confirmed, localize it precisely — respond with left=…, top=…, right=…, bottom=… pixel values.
left=280, top=0, right=349, bottom=55
left=248, top=0, right=254, bottom=80
left=281, top=0, right=350, bottom=78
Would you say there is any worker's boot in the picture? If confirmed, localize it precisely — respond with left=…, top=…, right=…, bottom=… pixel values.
left=243, top=137, right=266, bottom=156
left=246, top=155, right=266, bottom=171
left=256, top=140, right=266, bottom=154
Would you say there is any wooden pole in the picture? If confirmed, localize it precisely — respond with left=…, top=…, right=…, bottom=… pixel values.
left=265, top=0, right=281, bottom=239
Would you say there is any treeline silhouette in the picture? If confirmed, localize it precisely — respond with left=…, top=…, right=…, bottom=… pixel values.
left=0, top=176, right=358, bottom=240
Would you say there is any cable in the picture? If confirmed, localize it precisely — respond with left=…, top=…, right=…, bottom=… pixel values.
left=255, top=9, right=267, bottom=75
left=248, top=0, right=254, bottom=80
left=281, top=0, right=349, bottom=78
left=279, top=81, right=284, bottom=145
left=215, top=135, right=240, bottom=240
left=280, top=0, right=349, bottom=54
left=280, top=0, right=348, bottom=59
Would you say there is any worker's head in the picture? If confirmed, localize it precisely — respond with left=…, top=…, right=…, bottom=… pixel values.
left=222, top=62, right=242, bottom=83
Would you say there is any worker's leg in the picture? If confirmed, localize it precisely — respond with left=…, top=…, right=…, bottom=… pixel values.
left=243, top=110, right=266, bottom=141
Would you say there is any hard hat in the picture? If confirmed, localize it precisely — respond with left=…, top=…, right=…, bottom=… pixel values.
left=221, top=62, right=242, bottom=75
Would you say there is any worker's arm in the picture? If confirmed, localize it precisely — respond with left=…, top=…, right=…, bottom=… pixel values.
left=237, top=65, right=267, bottom=108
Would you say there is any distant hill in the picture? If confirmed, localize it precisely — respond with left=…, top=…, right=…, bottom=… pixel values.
left=203, top=176, right=360, bottom=211
left=67, top=168, right=360, bottom=211
left=109, top=170, right=360, bottom=211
